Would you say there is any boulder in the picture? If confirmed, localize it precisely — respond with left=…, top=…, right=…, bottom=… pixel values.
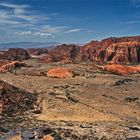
left=47, top=67, right=75, bottom=78
left=42, top=135, right=54, bottom=140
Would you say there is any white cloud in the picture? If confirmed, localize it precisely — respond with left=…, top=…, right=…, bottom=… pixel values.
left=34, top=32, right=52, bottom=37
left=0, top=3, right=30, bottom=16
left=65, top=28, right=82, bottom=33
left=41, top=25, right=67, bottom=34
left=124, top=20, right=140, bottom=24
left=0, top=2, right=50, bottom=25
left=0, top=2, right=83, bottom=41
left=15, top=31, right=53, bottom=37
left=0, top=3, right=30, bottom=10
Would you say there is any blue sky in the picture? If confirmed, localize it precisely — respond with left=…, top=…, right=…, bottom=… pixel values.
left=0, top=0, right=140, bottom=43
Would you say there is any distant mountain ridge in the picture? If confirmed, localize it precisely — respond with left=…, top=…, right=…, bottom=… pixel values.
left=0, top=42, right=59, bottom=50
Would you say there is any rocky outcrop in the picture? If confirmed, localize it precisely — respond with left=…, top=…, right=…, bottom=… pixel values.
left=27, top=48, right=49, bottom=56
left=40, top=36, right=140, bottom=65
left=96, top=64, right=140, bottom=75
left=0, top=61, right=26, bottom=73
left=41, top=44, right=80, bottom=63
left=78, top=36, right=140, bottom=64
left=47, top=67, right=76, bottom=78
left=76, top=41, right=100, bottom=61
left=0, top=48, right=31, bottom=61
left=0, top=80, right=37, bottom=118
left=93, top=41, right=140, bottom=64
left=106, top=42, right=140, bottom=64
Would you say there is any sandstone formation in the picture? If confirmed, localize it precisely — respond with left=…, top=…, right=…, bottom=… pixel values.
left=0, top=61, right=26, bottom=73
left=41, top=36, right=140, bottom=65
left=0, top=48, right=31, bottom=61
left=47, top=67, right=75, bottom=78
left=78, top=36, right=140, bottom=64
left=27, top=48, right=49, bottom=56
left=96, top=64, right=140, bottom=75
left=41, top=44, right=80, bottom=63
left=92, top=41, right=140, bottom=64
left=76, top=41, right=100, bottom=61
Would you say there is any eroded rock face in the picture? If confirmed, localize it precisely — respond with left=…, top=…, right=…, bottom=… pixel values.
left=96, top=64, right=140, bottom=75
left=27, top=48, right=49, bottom=56
left=0, top=61, right=26, bottom=73
left=76, top=41, right=100, bottom=62
left=78, top=36, right=140, bottom=64
left=107, top=42, right=140, bottom=64
left=0, top=48, right=31, bottom=61
left=47, top=67, right=75, bottom=78
left=41, top=36, right=140, bottom=65
left=41, top=44, right=80, bottom=63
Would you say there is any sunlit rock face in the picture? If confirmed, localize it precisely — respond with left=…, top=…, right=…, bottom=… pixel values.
left=78, top=36, right=140, bottom=64
left=40, top=36, right=140, bottom=65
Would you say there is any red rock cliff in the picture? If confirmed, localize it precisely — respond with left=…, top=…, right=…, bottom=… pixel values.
left=41, top=36, right=140, bottom=64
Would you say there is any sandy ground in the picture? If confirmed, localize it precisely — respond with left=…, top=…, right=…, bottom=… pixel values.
left=0, top=59, right=140, bottom=139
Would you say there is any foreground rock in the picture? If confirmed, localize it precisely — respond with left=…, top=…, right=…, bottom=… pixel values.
left=0, top=48, right=31, bottom=61
left=0, top=61, right=26, bottom=73
left=96, top=64, right=140, bottom=75
left=0, top=80, right=37, bottom=118
left=47, top=67, right=76, bottom=78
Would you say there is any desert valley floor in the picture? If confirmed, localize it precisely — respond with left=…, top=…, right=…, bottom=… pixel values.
left=0, top=58, right=140, bottom=140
